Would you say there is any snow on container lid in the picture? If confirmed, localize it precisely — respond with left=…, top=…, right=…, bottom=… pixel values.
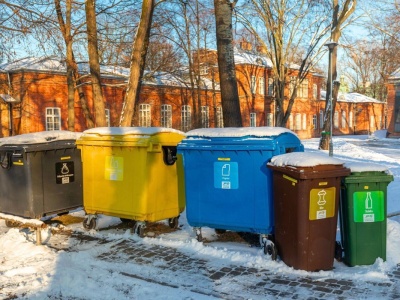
left=344, top=162, right=390, bottom=173
left=185, top=127, right=296, bottom=138
left=81, top=127, right=185, bottom=137
left=269, top=152, right=345, bottom=168
left=0, top=130, right=81, bottom=146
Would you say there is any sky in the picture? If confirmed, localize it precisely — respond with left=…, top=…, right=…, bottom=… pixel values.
left=0, top=131, right=399, bottom=299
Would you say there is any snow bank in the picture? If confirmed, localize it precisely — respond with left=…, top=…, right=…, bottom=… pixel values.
left=0, top=131, right=81, bottom=145
left=269, top=152, right=345, bottom=167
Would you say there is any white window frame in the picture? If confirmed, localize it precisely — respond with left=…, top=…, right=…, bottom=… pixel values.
left=298, top=79, right=309, bottom=98
left=181, top=105, right=191, bottom=132
left=266, top=113, right=273, bottom=127
left=312, top=114, right=317, bottom=130
left=251, top=76, right=256, bottom=94
left=370, top=115, right=375, bottom=131
left=334, top=111, right=339, bottom=128
left=341, top=110, right=346, bottom=129
left=105, top=109, right=111, bottom=127
left=250, top=112, right=257, bottom=127
left=161, top=104, right=172, bottom=128
left=313, top=83, right=318, bottom=99
left=201, top=106, right=210, bottom=128
left=216, top=106, right=224, bottom=128
left=258, top=77, right=265, bottom=95
left=267, top=78, right=274, bottom=96
left=139, top=104, right=151, bottom=127
left=349, top=111, right=354, bottom=128
left=295, top=113, right=302, bottom=130
left=289, top=114, right=294, bottom=130
left=319, top=110, right=324, bottom=128
left=46, top=107, right=61, bottom=131
left=302, top=113, right=307, bottom=130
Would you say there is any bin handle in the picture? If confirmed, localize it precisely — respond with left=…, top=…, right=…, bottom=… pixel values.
left=0, top=152, right=12, bottom=170
left=162, top=146, right=177, bottom=166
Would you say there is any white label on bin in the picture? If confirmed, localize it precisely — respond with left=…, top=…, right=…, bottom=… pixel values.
left=56, top=161, right=74, bottom=184
left=214, top=162, right=238, bottom=189
left=105, top=156, right=124, bottom=181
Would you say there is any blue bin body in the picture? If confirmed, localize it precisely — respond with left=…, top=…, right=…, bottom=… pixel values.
left=177, top=127, right=304, bottom=234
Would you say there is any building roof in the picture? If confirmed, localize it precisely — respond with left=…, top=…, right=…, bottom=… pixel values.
left=389, top=68, right=400, bottom=81
left=320, top=91, right=383, bottom=104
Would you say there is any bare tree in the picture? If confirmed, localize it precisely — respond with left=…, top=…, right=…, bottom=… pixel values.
left=319, top=0, right=356, bottom=150
left=85, top=0, right=107, bottom=127
left=238, top=0, right=330, bottom=127
left=119, top=0, right=155, bottom=127
left=214, top=0, right=242, bottom=127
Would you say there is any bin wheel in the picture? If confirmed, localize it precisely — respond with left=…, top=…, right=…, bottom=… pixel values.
left=168, top=217, right=179, bottom=229
left=83, top=216, right=97, bottom=230
left=335, top=241, right=343, bottom=262
left=133, top=222, right=145, bottom=238
left=5, top=220, right=18, bottom=228
left=215, top=229, right=226, bottom=234
left=264, top=240, right=278, bottom=261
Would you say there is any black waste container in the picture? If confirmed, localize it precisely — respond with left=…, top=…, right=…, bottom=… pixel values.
left=0, top=131, right=83, bottom=219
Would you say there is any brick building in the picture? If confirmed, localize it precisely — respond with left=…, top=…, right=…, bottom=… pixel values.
left=387, top=69, right=400, bottom=137
left=0, top=52, right=387, bottom=139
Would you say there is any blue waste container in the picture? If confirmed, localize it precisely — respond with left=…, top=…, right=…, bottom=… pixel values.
left=177, top=127, right=303, bottom=257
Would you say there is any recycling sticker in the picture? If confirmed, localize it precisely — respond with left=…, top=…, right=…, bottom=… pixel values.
left=309, top=187, right=336, bottom=220
left=353, top=191, right=384, bottom=223
left=214, top=161, right=238, bottom=189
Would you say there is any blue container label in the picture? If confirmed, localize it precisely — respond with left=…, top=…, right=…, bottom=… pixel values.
left=214, top=162, right=238, bottom=189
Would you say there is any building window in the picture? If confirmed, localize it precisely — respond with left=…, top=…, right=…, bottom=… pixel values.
left=312, top=115, right=317, bottom=130
left=46, top=107, right=61, bottom=131
left=216, top=106, right=224, bottom=128
left=139, top=104, right=151, bottom=127
left=295, top=113, right=302, bottom=130
left=266, top=113, right=273, bottom=126
left=298, top=79, right=309, bottom=98
left=250, top=112, right=257, bottom=127
left=341, top=110, right=346, bottom=129
left=267, top=78, right=274, bottom=96
left=313, top=83, right=318, bottom=99
left=251, top=76, right=256, bottom=94
left=201, top=106, right=210, bottom=128
left=302, top=114, right=307, bottom=130
left=289, top=114, right=294, bottom=130
left=319, top=110, right=324, bottom=128
left=334, top=111, right=339, bottom=128
left=161, top=104, right=172, bottom=128
left=370, top=115, right=375, bottom=132
left=258, top=77, right=265, bottom=95
left=181, top=105, right=191, bottom=132
left=105, top=109, right=110, bottom=127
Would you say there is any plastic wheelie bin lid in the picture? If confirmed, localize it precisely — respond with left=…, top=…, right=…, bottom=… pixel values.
left=343, top=162, right=394, bottom=183
left=0, top=131, right=81, bottom=149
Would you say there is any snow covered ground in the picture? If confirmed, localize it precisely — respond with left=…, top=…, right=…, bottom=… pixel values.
left=1, top=133, right=400, bottom=299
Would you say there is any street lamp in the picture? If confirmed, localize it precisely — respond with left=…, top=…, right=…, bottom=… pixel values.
left=325, top=41, right=338, bottom=157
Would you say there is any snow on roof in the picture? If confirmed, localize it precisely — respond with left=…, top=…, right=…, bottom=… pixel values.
left=344, top=162, right=390, bottom=173
left=234, top=49, right=273, bottom=67
left=269, top=152, right=345, bottom=167
left=389, top=67, right=400, bottom=80
left=0, top=94, right=20, bottom=103
left=81, top=127, right=185, bottom=136
left=320, top=90, right=383, bottom=104
left=0, top=131, right=81, bottom=145
left=185, top=127, right=296, bottom=138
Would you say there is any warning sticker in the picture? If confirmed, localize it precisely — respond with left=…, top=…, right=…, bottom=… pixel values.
left=56, top=161, right=75, bottom=184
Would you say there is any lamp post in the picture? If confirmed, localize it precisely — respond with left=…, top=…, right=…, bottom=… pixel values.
left=325, top=41, right=338, bottom=157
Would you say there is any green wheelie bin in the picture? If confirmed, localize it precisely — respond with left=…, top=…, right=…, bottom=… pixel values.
left=338, top=162, right=394, bottom=266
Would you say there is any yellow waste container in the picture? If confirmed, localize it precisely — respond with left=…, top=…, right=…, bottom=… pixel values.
left=76, top=127, right=185, bottom=236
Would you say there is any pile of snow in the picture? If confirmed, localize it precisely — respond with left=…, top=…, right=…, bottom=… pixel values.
left=269, top=152, right=344, bottom=167
left=0, top=131, right=81, bottom=146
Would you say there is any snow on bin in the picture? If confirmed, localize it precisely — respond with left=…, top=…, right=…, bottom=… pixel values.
left=338, top=162, right=394, bottom=266
left=177, top=127, right=303, bottom=257
left=0, top=131, right=83, bottom=220
left=268, top=152, right=350, bottom=271
left=76, top=127, right=185, bottom=236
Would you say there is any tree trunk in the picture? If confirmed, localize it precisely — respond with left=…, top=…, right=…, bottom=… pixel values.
left=214, top=0, right=242, bottom=127
left=119, top=0, right=155, bottom=127
left=85, top=0, right=106, bottom=127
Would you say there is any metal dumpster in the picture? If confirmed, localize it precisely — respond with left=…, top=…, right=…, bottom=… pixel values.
left=177, top=127, right=303, bottom=257
left=268, top=152, right=350, bottom=271
left=338, top=162, right=393, bottom=266
left=0, top=131, right=83, bottom=219
left=76, top=127, right=185, bottom=236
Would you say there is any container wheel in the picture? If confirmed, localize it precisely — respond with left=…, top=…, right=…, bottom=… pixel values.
left=133, top=222, right=145, bottom=238
left=215, top=229, right=226, bottom=234
left=335, top=241, right=343, bottom=262
left=83, top=216, right=97, bottom=230
left=263, top=240, right=278, bottom=261
left=168, top=217, right=179, bottom=229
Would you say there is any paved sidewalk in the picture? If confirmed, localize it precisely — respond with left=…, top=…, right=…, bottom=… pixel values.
left=60, top=231, right=400, bottom=300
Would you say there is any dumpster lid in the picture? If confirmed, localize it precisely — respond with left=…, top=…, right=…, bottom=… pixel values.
left=0, top=131, right=81, bottom=146
left=185, top=127, right=296, bottom=138
left=81, top=127, right=185, bottom=137
left=269, top=152, right=344, bottom=168
left=344, top=162, right=391, bottom=174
